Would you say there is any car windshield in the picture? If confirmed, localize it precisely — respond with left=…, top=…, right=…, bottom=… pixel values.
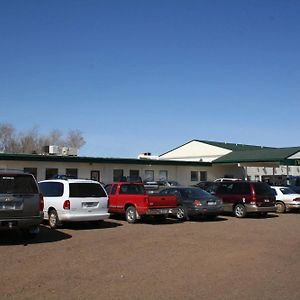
left=280, top=187, right=297, bottom=195
left=0, top=175, right=38, bottom=194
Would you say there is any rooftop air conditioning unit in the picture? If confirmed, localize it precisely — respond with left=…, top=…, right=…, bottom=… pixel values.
left=44, top=145, right=61, bottom=155
left=61, top=147, right=78, bottom=156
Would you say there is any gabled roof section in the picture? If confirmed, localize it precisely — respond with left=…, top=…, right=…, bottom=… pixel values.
left=195, top=140, right=274, bottom=152
left=213, top=147, right=300, bottom=164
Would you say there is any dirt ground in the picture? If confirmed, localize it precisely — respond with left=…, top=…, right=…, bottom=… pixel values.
left=1, top=213, right=300, bottom=300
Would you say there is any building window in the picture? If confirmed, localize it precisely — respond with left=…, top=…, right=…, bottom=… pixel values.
left=200, top=171, right=207, bottom=181
left=113, top=169, right=123, bottom=182
left=66, top=168, right=78, bottom=178
left=129, top=170, right=140, bottom=181
left=91, top=170, right=100, bottom=182
left=144, top=170, right=154, bottom=182
left=159, top=170, right=168, bottom=181
left=191, top=171, right=199, bottom=182
left=24, top=168, right=37, bottom=179
left=45, top=168, right=58, bottom=180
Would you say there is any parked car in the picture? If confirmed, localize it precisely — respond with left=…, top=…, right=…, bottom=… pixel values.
left=39, top=178, right=109, bottom=228
left=283, top=176, right=300, bottom=193
left=106, top=182, right=177, bottom=223
left=0, top=170, right=44, bottom=237
left=193, top=181, right=215, bottom=190
left=207, top=181, right=276, bottom=218
left=159, top=186, right=223, bottom=221
left=271, top=186, right=300, bottom=213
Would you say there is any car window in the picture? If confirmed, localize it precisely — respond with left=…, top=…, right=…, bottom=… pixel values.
left=232, top=183, right=251, bottom=195
left=280, top=187, right=296, bottom=195
left=271, top=188, right=277, bottom=196
left=39, top=182, right=64, bottom=197
left=216, top=183, right=232, bottom=194
left=69, top=183, right=107, bottom=197
left=0, top=175, right=38, bottom=194
left=119, top=184, right=145, bottom=195
left=253, top=182, right=273, bottom=195
left=180, top=188, right=210, bottom=199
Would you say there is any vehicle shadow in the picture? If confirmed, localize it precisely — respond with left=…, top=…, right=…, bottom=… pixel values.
left=0, top=225, right=72, bottom=246
left=221, top=212, right=279, bottom=219
left=142, top=217, right=186, bottom=225
left=58, top=220, right=123, bottom=231
left=188, top=216, right=228, bottom=222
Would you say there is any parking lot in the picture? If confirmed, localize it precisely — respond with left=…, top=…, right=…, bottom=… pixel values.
left=1, top=213, right=300, bottom=300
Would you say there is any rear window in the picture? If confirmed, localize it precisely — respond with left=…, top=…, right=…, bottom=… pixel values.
left=119, top=184, right=145, bottom=195
left=253, top=182, right=273, bottom=195
left=180, top=188, right=211, bottom=199
left=39, top=182, right=64, bottom=197
left=0, top=174, right=38, bottom=194
left=69, top=183, right=107, bottom=197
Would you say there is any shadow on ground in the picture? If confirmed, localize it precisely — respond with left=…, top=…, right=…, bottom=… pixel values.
left=58, top=220, right=123, bottom=231
left=0, top=225, right=72, bottom=246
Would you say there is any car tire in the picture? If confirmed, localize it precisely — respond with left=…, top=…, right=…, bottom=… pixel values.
left=234, top=204, right=247, bottom=218
left=176, top=206, right=187, bottom=221
left=125, top=206, right=137, bottom=224
left=276, top=201, right=286, bottom=213
left=48, top=209, right=60, bottom=229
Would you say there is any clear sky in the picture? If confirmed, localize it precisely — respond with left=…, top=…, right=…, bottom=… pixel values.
left=1, top=0, right=299, bottom=158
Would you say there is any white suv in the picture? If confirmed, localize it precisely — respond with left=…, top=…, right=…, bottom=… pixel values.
left=39, top=178, right=109, bottom=228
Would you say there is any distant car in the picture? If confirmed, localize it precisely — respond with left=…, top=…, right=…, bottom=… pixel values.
left=207, top=181, right=276, bottom=218
left=193, top=181, right=214, bottom=190
left=39, top=178, right=109, bottom=228
left=159, top=187, right=223, bottom=221
left=214, top=178, right=240, bottom=182
left=271, top=186, right=300, bottom=213
left=0, top=170, right=43, bottom=237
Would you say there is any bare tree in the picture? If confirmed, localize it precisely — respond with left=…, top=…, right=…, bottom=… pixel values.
left=0, top=123, right=17, bottom=153
left=66, top=129, right=86, bottom=149
left=0, top=123, right=86, bottom=154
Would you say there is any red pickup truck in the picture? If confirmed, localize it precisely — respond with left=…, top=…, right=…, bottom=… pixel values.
left=106, top=182, right=177, bottom=223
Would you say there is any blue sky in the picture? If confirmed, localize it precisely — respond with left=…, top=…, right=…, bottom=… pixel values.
left=1, top=0, right=299, bottom=157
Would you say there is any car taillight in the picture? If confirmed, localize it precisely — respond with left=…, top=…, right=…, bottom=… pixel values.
left=39, top=193, right=44, bottom=212
left=194, top=200, right=202, bottom=207
left=63, top=200, right=70, bottom=210
left=293, top=197, right=300, bottom=202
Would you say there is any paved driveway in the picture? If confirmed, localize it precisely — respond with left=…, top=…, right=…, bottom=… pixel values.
left=1, top=213, right=300, bottom=299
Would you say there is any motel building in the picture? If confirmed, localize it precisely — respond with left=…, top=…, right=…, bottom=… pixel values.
left=0, top=140, right=300, bottom=185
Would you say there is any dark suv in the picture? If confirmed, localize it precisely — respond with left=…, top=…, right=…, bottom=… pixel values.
left=207, top=181, right=276, bottom=218
left=0, top=170, right=44, bottom=236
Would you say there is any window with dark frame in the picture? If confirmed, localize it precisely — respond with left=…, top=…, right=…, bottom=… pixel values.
left=191, top=171, right=198, bottom=182
left=24, top=167, right=37, bottom=179
left=45, top=168, right=58, bottom=180
left=113, top=169, right=124, bottom=182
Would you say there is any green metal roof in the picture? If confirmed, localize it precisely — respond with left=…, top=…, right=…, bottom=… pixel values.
left=213, top=147, right=300, bottom=164
left=0, top=153, right=212, bottom=167
left=195, top=140, right=274, bottom=151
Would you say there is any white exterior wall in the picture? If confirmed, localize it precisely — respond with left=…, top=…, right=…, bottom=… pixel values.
left=0, top=159, right=242, bottom=186
left=246, top=166, right=300, bottom=181
left=159, top=140, right=232, bottom=162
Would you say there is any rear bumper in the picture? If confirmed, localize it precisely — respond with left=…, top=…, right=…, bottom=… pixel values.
left=187, top=206, right=223, bottom=216
left=244, top=204, right=276, bottom=213
left=145, top=208, right=175, bottom=215
left=0, top=214, right=43, bottom=229
left=58, top=212, right=110, bottom=222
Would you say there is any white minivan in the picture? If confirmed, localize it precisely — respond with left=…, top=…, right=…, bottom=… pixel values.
left=39, top=178, right=109, bottom=228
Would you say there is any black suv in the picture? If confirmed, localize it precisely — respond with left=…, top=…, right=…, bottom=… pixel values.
left=0, top=170, right=44, bottom=236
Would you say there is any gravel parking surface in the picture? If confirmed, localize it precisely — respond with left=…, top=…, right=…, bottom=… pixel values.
left=1, top=213, right=300, bottom=300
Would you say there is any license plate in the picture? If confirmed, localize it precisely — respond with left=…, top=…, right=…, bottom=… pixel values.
left=207, top=201, right=216, bottom=206
left=82, top=202, right=98, bottom=208
left=0, top=203, right=22, bottom=210
left=264, top=199, right=270, bottom=202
